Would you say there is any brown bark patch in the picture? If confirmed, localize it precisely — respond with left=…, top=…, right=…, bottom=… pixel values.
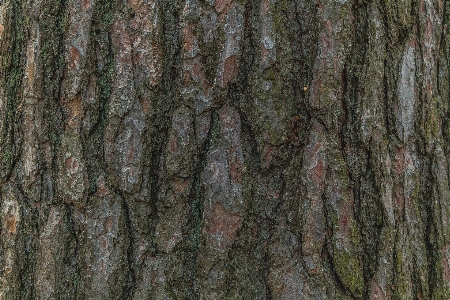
left=68, top=95, right=83, bottom=128
left=173, top=179, right=189, bottom=193
left=394, top=147, right=406, bottom=175
left=229, top=145, right=244, bottom=185
left=311, top=78, right=322, bottom=108
left=311, top=157, right=325, bottom=184
left=215, top=0, right=233, bottom=15
left=339, top=211, right=350, bottom=233
left=229, top=157, right=243, bottom=184
left=96, top=176, right=110, bottom=197
left=302, top=198, right=325, bottom=256
left=69, top=47, right=81, bottom=70
left=219, top=104, right=239, bottom=129
left=394, top=184, right=404, bottom=218
left=126, top=147, right=135, bottom=163
left=182, top=23, right=195, bottom=54
left=262, top=143, right=275, bottom=168
left=268, top=188, right=280, bottom=200
left=261, top=44, right=270, bottom=63
left=100, top=216, right=114, bottom=237
left=369, top=279, right=386, bottom=300
left=261, top=0, right=270, bottom=15
left=206, top=203, right=242, bottom=252
left=189, top=57, right=205, bottom=83
left=113, top=21, right=132, bottom=66
left=0, top=23, right=4, bottom=36
left=168, top=133, right=177, bottom=153
left=139, top=96, right=150, bottom=115
left=4, top=212, right=17, bottom=235
left=222, top=55, right=237, bottom=86
left=65, top=156, right=80, bottom=174
left=127, top=0, right=142, bottom=11
left=81, top=0, right=93, bottom=11
left=4, top=267, right=11, bottom=276
left=44, top=142, right=53, bottom=167
left=308, top=142, right=325, bottom=184
left=26, top=57, right=36, bottom=84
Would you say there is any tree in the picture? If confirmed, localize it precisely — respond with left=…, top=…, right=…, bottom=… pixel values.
left=0, top=0, right=449, bottom=299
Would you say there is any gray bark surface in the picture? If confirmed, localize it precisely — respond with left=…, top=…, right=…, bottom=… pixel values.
left=0, top=0, right=450, bottom=299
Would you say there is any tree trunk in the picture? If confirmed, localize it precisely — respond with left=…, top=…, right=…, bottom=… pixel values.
left=0, top=0, right=449, bottom=299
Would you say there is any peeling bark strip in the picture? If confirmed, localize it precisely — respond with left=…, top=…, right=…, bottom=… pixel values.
left=1, top=0, right=450, bottom=299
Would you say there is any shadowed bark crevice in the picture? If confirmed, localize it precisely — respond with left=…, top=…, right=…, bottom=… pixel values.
left=181, top=107, right=218, bottom=299
left=120, top=194, right=137, bottom=299
left=0, top=0, right=26, bottom=182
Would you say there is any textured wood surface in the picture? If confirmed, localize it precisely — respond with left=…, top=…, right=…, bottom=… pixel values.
left=0, top=0, right=450, bottom=299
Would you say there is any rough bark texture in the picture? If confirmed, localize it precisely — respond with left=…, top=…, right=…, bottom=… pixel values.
left=0, top=0, right=449, bottom=299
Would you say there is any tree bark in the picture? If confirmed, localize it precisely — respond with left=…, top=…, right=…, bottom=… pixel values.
left=0, top=0, right=449, bottom=299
